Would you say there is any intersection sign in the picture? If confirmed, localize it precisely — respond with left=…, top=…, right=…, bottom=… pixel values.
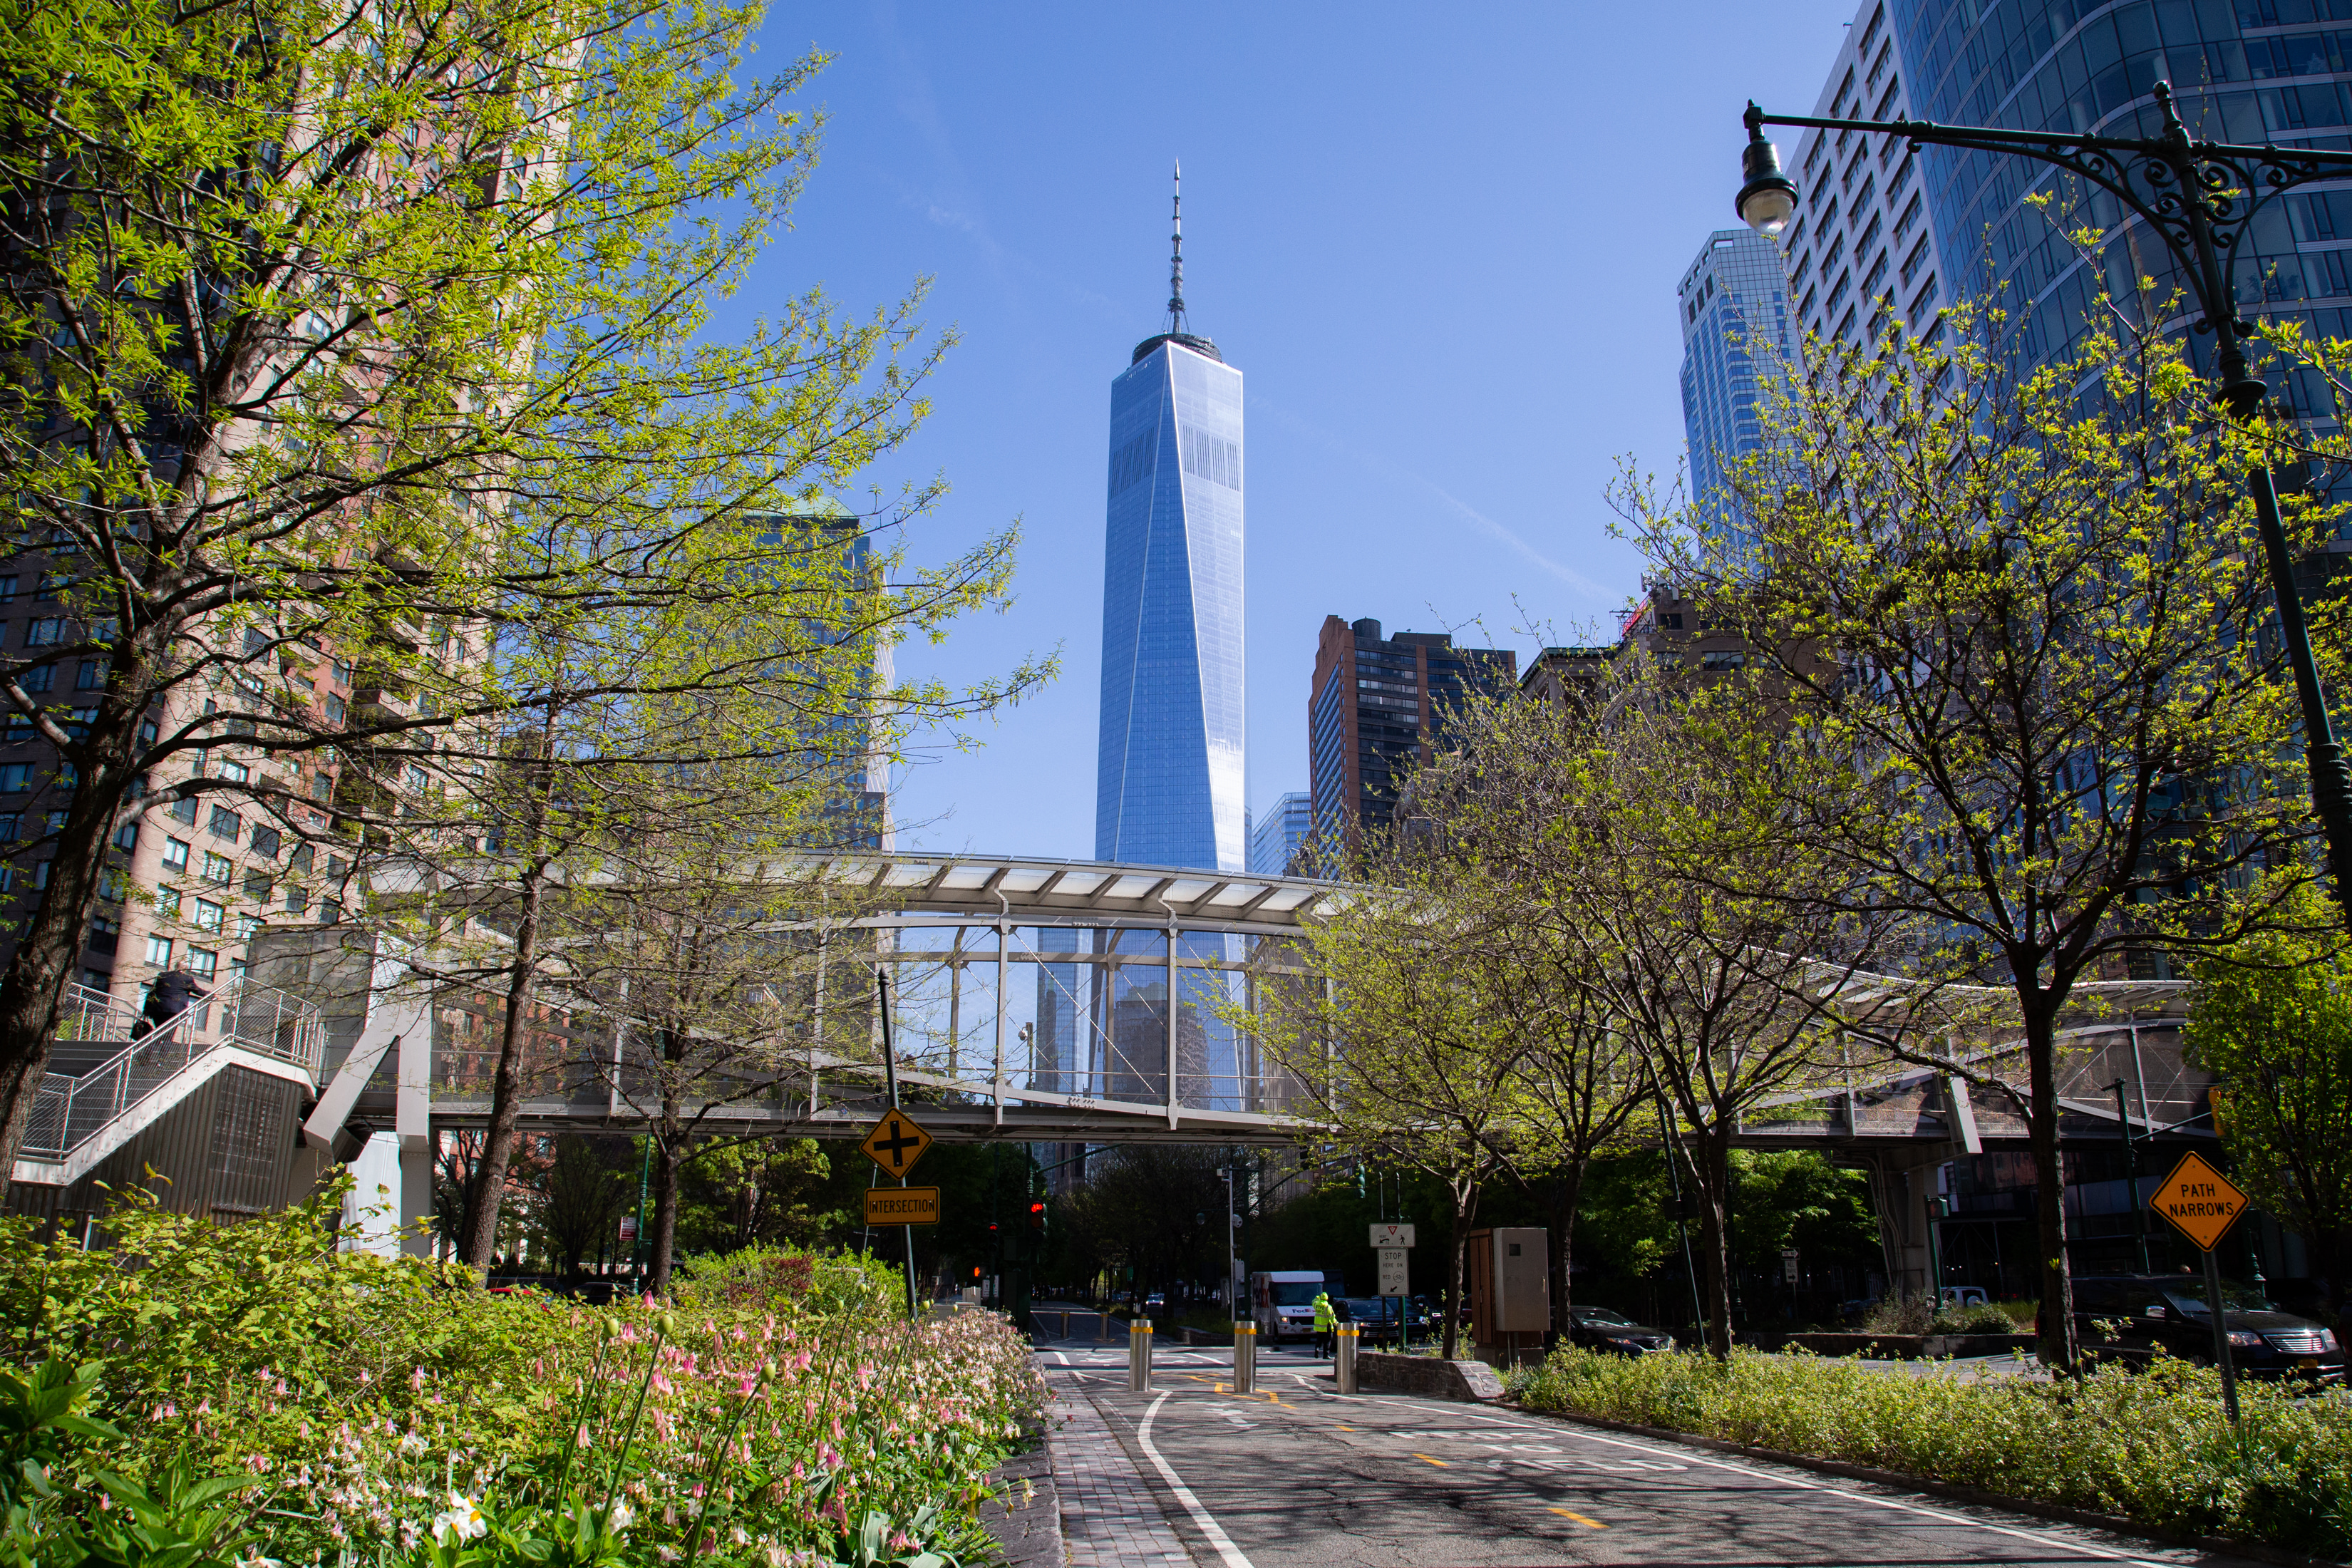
left=860, top=1108, right=934, bottom=1178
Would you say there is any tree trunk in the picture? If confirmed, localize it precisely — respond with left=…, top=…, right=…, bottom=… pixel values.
left=649, top=1125, right=682, bottom=1295
left=1689, top=1135, right=1737, bottom=1359
left=0, top=674, right=146, bottom=1171
left=1549, top=1163, right=1585, bottom=1343
left=2023, top=1006, right=2080, bottom=1371
left=1441, top=1179, right=1478, bottom=1361
left=457, top=858, right=547, bottom=1269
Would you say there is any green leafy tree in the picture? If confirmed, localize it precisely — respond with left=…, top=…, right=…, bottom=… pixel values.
left=1244, top=864, right=1533, bottom=1359
left=1629, top=301, right=2336, bottom=1368
left=676, top=1138, right=833, bottom=1257
left=2185, top=885, right=2352, bottom=1341
left=0, top=0, right=1043, bottom=1171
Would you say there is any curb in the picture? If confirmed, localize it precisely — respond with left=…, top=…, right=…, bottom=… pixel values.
left=976, top=1426, right=1061, bottom=1568
left=1507, top=1401, right=2347, bottom=1568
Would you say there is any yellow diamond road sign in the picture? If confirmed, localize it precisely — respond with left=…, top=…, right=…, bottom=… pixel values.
left=2149, top=1151, right=2249, bottom=1252
left=860, top=1108, right=933, bottom=1178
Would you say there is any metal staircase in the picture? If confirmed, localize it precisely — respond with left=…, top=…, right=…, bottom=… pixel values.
left=12, top=980, right=324, bottom=1187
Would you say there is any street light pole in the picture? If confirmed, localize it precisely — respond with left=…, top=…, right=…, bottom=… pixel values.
left=1737, top=84, right=2352, bottom=924
left=1222, top=1163, right=1239, bottom=1316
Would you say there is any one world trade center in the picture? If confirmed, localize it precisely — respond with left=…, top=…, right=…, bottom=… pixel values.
left=1095, top=165, right=1244, bottom=872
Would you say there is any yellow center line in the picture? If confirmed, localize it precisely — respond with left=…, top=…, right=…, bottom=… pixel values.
left=1413, top=1453, right=1449, bottom=1467
left=1549, top=1507, right=1606, bottom=1530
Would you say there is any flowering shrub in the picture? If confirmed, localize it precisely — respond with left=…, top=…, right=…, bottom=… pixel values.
left=1518, top=1345, right=2352, bottom=1555
left=0, top=1180, right=1045, bottom=1567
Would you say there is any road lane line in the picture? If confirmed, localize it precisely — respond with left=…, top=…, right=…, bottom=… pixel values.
left=1412, top=1453, right=1449, bottom=1466
left=1348, top=1396, right=2169, bottom=1567
left=1135, top=1391, right=1256, bottom=1568
left=1547, top=1507, right=1605, bottom=1529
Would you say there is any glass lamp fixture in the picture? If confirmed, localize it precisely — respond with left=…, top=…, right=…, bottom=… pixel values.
left=1736, top=103, right=1800, bottom=237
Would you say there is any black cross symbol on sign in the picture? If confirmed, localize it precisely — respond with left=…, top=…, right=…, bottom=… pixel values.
left=860, top=1108, right=932, bottom=1177
left=875, top=1118, right=921, bottom=1170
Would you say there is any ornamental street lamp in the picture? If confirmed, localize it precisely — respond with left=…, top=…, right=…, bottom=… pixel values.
left=1738, top=84, right=2352, bottom=926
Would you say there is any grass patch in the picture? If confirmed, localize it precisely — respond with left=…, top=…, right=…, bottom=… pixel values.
left=1518, top=1345, right=2352, bottom=1558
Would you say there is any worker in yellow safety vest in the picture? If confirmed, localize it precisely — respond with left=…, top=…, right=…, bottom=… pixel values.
left=1311, top=1290, right=1336, bottom=1358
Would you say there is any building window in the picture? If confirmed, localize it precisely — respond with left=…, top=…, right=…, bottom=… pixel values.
left=0, top=815, right=16, bottom=842
left=324, top=693, right=345, bottom=725
left=218, top=760, right=247, bottom=784
left=284, top=885, right=309, bottom=915
left=155, top=887, right=182, bottom=919
left=24, top=619, right=66, bottom=646
left=87, top=917, right=118, bottom=955
left=319, top=899, right=342, bottom=926
left=111, top=820, right=136, bottom=852
left=42, top=810, right=65, bottom=835
left=242, top=867, right=271, bottom=900
left=0, top=765, right=32, bottom=793
left=0, top=577, right=16, bottom=604
left=1909, top=274, right=1938, bottom=319
left=200, top=850, right=234, bottom=885
left=193, top=898, right=225, bottom=934
left=97, top=867, right=126, bottom=902
left=234, top=912, right=263, bottom=941
left=76, top=661, right=100, bottom=691
left=186, top=947, right=217, bottom=980
left=160, top=836, right=190, bottom=871
left=81, top=969, right=110, bottom=990
left=207, top=805, right=240, bottom=841
left=19, top=666, right=51, bottom=694
left=167, top=795, right=197, bottom=825
left=144, top=934, right=172, bottom=966
left=1701, top=650, right=1747, bottom=671
left=249, top=825, right=281, bottom=859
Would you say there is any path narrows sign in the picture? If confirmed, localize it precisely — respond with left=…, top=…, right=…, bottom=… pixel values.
left=2149, top=1151, right=2249, bottom=1252
left=860, top=1108, right=934, bottom=1178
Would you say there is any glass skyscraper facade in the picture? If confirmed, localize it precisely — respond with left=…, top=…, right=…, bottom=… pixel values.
left=1247, top=790, right=1311, bottom=876
left=1889, top=0, right=2352, bottom=442
left=1677, top=228, right=1800, bottom=525
left=1095, top=329, right=1247, bottom=871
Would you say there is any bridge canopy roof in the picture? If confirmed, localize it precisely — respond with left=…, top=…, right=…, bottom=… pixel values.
left=819, top=853, right=1363, bottom=933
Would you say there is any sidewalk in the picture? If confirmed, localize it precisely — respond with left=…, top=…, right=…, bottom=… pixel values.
left=1047, top=1371, right=1196, bottom=1568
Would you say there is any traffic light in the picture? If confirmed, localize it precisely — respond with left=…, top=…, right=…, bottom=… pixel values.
left=1028, top=1200, right=1047, bottom=1234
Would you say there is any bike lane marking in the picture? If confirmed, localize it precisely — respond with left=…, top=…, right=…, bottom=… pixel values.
left=1304, top=1388, right=2175, bottom=1567
left=1135, top=1389, right=1257, bottom=1568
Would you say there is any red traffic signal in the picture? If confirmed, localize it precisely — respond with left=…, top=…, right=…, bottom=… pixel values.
left=1028, top=1201, right=1047, bottom=1231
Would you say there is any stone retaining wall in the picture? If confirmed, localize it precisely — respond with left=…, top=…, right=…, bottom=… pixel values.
left=1353, top=1351, right=1507, bottom=1402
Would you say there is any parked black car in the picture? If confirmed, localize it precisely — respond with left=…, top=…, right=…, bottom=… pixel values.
left=1566, top=1305, right=1676, bottom=1355
left=1334, top=1296, right=1412, bottom=1347
left=2073, top=1274, right=2343, bottom=1383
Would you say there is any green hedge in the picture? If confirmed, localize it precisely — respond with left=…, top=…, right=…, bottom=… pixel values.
left=1517, top=1346, right=2352, bottom=1557
left=0, top=1180, right=1045, bottom=1567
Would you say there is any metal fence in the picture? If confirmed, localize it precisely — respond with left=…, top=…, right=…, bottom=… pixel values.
left=19, top=980, right=324, bottom=1162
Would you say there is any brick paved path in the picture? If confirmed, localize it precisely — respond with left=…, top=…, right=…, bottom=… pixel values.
left=1049, top=1373, right=1195, bottom=1567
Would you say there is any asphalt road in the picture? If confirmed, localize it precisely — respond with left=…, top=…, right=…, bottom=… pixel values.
left=1033, top=1335, right=2270, bottom=1568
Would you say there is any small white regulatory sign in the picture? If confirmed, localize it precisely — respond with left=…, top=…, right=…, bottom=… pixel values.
left=1378, top=1247, right=1409, bottom=1296
left=1370, top=1222, right=1416, bottom=1249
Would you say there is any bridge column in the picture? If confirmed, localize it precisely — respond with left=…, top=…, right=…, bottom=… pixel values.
left=396, top=1016, right=437, bottom=1259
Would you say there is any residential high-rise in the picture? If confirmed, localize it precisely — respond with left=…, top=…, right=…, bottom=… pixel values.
left=1783, top=1, right=1949, bottom=354
left=1247, top=791, right=1311, bottom=877
left=1678, top=228, right=1799, bottom=531
left=1095, top=167, right=1245, bottom=872
left=1308, top=617, right=1517, bottom=857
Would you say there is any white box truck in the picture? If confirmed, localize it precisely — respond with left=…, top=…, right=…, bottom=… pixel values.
left=1250, top=1271, right=1330, bottom=1341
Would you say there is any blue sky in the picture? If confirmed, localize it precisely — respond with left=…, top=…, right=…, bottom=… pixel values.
left=751, top=1, right=1856, bottom=862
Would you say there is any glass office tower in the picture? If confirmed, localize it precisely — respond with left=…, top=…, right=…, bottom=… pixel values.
left=1892, top=0, right=2352, bottom=425
left=1095, top=329, right=1247, bottom=871
left=1678, top=228, right=1800, bottom=536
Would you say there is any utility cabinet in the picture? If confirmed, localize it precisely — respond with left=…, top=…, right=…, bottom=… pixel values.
left=1466, top=1226, right=1549, bottom=1354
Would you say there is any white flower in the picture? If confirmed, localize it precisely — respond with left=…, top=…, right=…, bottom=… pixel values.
left=432, top=1492, right=488, bottom=1544
left=234, top=1551, right=282, bottom=1568
left=397, top=1432, right=428, bottom=1456
left=607, top=1499, right=634, bottom=1534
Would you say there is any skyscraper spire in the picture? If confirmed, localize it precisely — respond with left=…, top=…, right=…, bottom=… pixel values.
left=1167, top=158, right=1187, bottom=335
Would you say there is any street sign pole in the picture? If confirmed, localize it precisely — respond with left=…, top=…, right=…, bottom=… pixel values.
left=2202, top=1247, right=2242, bottom=1423
left=2150, top=1151, right=2252, bottom=1424
left=876, top=969, right=917, bottom=1321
